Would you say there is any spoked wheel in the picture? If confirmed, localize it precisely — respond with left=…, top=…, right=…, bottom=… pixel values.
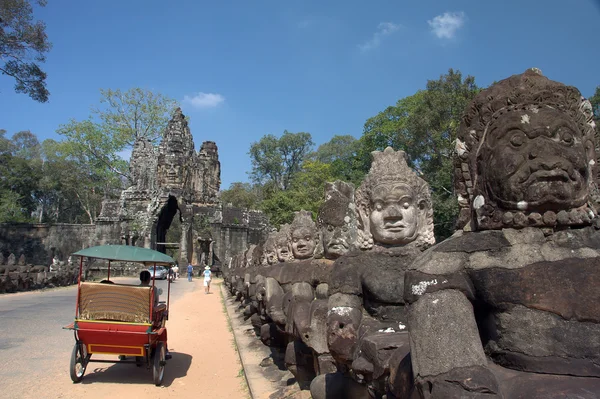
left=70, top=343, right=88, bottom=383
left=153, top=342, right=166, bottom=386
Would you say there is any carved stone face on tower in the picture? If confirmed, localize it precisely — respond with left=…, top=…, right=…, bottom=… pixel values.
left=289, top=211, right=318, bottom=260
left=318, top=181, right=357, bottom=259
left=455, top=68, right=598, bottom=230
left=355, top=147, right=435, bottom=249
left=274, top=224, right=292, bottom=262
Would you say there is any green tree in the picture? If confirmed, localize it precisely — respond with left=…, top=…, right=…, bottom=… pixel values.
left=0, top=130, right=42, bottom=221
left=0, top=0, right=52, bottom=102
left=311, top=135, right=364, bottom=186
left=249, top=130, right=314, bottom=189
left=359, top=69, right=480, bottom=240
left=220, top=182, right=260, bottom=209
left=57, top=88, right=178, bottom=182
left=260, top=160, right=335, bottom=227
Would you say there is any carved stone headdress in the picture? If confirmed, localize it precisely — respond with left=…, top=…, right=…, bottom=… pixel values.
left=317, top=181, right=356, bottom=227
left=355, top=147, right=434, bottom=249
left=455, top=68, right=598, bottom=231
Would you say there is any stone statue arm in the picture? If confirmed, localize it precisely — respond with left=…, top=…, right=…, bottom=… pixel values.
left=326, top=260, right=363, bottom=364
left=405, top=271, right=501, bottom=398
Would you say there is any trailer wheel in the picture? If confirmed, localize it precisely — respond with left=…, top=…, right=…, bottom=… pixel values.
left=153, top=342, right=166, bottom=386
left=70, top=343, right=88, bottom=383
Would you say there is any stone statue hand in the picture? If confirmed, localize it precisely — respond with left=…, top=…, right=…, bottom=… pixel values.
left=326, top=305, right=362, bottom=364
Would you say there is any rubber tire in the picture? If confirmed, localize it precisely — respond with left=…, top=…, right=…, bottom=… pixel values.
left=70, top=343, right=87, bottom=383
left=153, top=342, right=166, bottom=386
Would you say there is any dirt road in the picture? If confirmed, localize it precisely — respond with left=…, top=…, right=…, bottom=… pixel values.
left=3, top=279, right=248, bottom=399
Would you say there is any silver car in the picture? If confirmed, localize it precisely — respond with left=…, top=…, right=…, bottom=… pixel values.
left=148, top=266, right=168, bottom=280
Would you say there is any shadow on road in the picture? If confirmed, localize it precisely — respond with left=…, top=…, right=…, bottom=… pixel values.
left=80, top=351, right=192, bottom=387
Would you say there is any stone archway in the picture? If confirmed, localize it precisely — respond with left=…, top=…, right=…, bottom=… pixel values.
left=155, top=196, right=179, bottom=254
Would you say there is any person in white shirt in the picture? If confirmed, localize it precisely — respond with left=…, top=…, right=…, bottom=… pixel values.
left=202, top=266, right=212, bottom=294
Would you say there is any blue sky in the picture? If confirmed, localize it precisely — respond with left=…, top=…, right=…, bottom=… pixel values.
left=1, top=0, right=599, bottom=190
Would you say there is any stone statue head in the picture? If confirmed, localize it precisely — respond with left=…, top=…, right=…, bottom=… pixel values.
left=355, top=147, right=434, bottom=249
left=289, top=210, right=319, bottom=260
left=317, top=181, right=357, bottom=259
left=274, top=224, right=292, bottom=262
left=157, top=108, right=194, bottom=190
left=455, top=68, right=598, bottom=231
left=263, top=232, right=278, bottom=265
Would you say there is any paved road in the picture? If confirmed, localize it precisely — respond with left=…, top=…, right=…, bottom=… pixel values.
left=0, top=275, right=199, bottom=398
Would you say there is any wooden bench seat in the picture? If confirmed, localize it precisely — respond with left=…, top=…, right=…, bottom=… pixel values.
left=78, top=282, right=155, bottom=324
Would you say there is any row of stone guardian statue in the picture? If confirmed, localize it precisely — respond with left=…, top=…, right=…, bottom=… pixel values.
left=224, top=69, right=600, bottom=398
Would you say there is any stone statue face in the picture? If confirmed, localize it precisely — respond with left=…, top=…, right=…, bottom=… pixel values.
left=264, top=246, right=277, bottom=265
left=318, top=180, right=357, bottom=259
left=291, top=226, right=317, bottom=260
left=369, top=183, right=418, bottom=245
left=322, top=223, right=351, bottom=258
left=481, top=107, right=590, bottom=212
left=275, top=240, right=291, bottom=262
left=166, top=162, right=182, bottom=185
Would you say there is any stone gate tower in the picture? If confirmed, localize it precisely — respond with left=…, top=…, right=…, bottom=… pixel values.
left=96, top=108, right=268, bottom=266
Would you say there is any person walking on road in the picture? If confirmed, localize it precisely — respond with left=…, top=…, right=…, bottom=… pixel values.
left=203, top=265, right=212, bottom=294
left=187, top=263, right=193, bottom=282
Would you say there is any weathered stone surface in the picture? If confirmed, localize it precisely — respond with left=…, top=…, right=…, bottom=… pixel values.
left=304, top=299, right=329, bottom=354
left=404, top=270, right=474, bottom=304
left=284, top=340, right=316, bottom=388
left=432, top=230, right=510, bottom=253
left=491, top=362, right=600, bottom=399
left=327, top=302, right=362, bottom=364
left=317, top=180, right=357, bottom=259
left=408, top=69, right=600, bottom=399
left=355, top=147, right=434, bottom=250
left=487, top=305, right=600, bottom=376
left=469, top=258, right=600, bottom=322
left=310, top=372, right=370, bottom=399
left=355, top=332, right=410, bottom=380
left=416, top=365, right=500, bottom=399
left=314, top=353, right=337, bottom=375
left=455, top=68, right=598, bottom=231
left=387, top=350, right=414, bottom=399
left=315, top=283, right=328, bottom=299
left=260, top=322, right=285, bottom=347
left=289, top=210, right=319, bottom=260
left=408, top=290, right=488, bottom=378
left=291, top=282, right=314, bottom=302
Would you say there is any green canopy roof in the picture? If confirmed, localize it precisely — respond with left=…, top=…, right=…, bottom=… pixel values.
left=72, top=245, right=175, bottom=266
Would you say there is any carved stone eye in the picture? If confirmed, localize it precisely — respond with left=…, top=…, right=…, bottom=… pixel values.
left=374, top=202, right=383, bottom=211
left=403, top=202, right=410, bottom=209
left=559, top=128, right=574, bottom=145
left=509, top=131, right=526, bottom=147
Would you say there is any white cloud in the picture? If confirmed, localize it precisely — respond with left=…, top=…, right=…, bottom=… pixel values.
left=359, top=22, right=401, bottom=52
left=428, top=12, right=466, bottom=39
left=182, top=92, right=225, bottom=109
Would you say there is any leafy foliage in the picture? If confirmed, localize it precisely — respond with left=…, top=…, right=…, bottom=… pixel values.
left=360, top=69, right=480, bottom=240
left=57, top=88, right=178, bottom=183
left=220, top=182, right=260, bottom=209
left=249, top=130, right=314, bottom=189
left=0, top=0, right=52, bottom=102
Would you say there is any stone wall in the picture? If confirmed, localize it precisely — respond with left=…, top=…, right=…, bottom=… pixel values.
left=0, top=223, right=97, bottom=265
